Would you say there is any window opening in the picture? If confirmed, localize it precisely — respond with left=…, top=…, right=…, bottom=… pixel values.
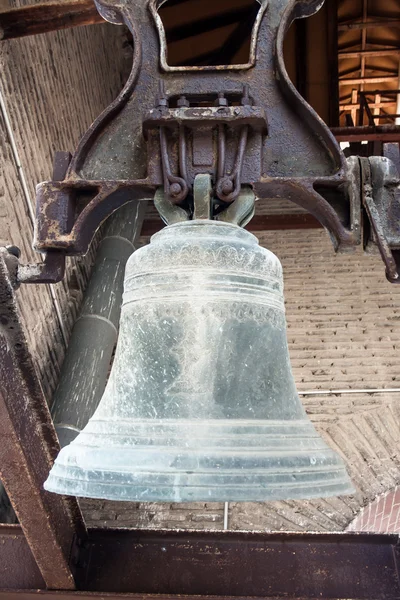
left=157, top=0, right=262, bottom=69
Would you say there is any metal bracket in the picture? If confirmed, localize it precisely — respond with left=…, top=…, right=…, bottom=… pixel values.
left=0, top=0, right=388, bottom=284
left=30, top=0, right=362, bottom=262
left=154, top=173, right=255, bottom=227
left=361, top=153, right=400, bottom=284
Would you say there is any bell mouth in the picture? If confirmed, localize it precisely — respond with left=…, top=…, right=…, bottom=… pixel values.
left=45, top=419, right=354, bottom=502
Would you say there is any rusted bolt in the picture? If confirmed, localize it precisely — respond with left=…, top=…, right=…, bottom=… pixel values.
left=242, top=84, right=251, bottom=106
left=170, top=183, right=182, bottom=197
left=215, top=92, right=228, bottom=107
left=221, top=179, right=234, bottom=195
left=157, top=80, right=168, bottom=109
left=177, top=95, right=189, bottom=108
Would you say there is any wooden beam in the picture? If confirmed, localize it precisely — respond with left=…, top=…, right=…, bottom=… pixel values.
left=339, top=76, right=398, bottom=85
left=351, top=88, right=358, bottom=125
left=340, top=101, right=396, bottom=110
left=340, top=66, right=399, bottom=76
left=360, top=0, right=368, bottom=94
left=0, top=0, right=104, bottom=41
left=338, top=19, right=400, bottom=31
left=339, top=49, right=400, bottom=58
left=327, top=0, right=339, bottom=126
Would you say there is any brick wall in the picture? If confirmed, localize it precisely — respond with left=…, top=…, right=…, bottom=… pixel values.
left=347, top=488, right=400, bottom=533
left=81, top=500, right=225, bottom=530
left=82, top=227, right=400, bottom=532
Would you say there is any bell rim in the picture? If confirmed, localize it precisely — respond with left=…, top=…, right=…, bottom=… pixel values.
left=45, top=417, right=355, bottom=502
left=44, top=464, right=355, bottom=502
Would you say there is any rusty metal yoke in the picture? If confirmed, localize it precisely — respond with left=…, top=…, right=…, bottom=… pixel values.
left=6, top=0, right=400, bottom=287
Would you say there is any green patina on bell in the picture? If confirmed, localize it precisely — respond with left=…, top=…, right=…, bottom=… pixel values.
left=45, top=218, right=353, bottom=502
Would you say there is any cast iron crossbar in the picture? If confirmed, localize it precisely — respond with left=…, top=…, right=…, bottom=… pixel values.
left=0, top=525, right=400, bottom=598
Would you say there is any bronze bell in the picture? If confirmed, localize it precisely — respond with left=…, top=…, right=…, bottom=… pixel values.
left=45, top=189, right=353, bottom=501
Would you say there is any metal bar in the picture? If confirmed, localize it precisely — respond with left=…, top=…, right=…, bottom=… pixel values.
left=360, top=93, right=376, bottom=125
left=358, top=93, right=365, bottom=126
left=223, top=502, right=229, bottom=531
left=0, top=0, right=104, bottom=41
left=0, top=254, right=86, bottom=590
left=339, top=76, right=399, bottom=85
left=0, top=525, right=45, bottom=590
left=332, top=125, right=400, bottom=142
left=363, top=89, right=400, bottom=94
left=1, top=526, right=399, bottom=598
left=52, top=200, right=146, bottom=447
left=83, top=529, right=400, bottom=597
left=373, top=114, right=400, bottom=119
left=338, top=19, right=400, bottom=31
left=140, top=214, right=323, bottom=237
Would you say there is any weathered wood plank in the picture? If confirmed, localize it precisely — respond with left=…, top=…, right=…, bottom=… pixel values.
left=0, top=0, right=103, bottom=41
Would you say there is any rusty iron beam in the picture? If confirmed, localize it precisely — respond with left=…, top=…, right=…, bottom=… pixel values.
left=0, top=525, right=45, bottom=590
left=140, top=214, right=323, bottom=237
left=0, top=253, right=86, bottom=590
left=332, top=125, right=400, bottom=142
left=0, top=527, right=400, bottom=598
left=82, top=528, right=400, bottom=596
left=0, top=0, right=104, bottom=41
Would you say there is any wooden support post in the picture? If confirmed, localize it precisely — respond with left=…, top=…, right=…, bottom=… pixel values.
left=374, top=93, right=381, bottom=126
left=0, top=251, right=86, bottom=590
left=351, top=89, right=358, bottom=127
left=0, top=0, right=104, bottom=41
left=326, top=0, right=339, bottom=126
